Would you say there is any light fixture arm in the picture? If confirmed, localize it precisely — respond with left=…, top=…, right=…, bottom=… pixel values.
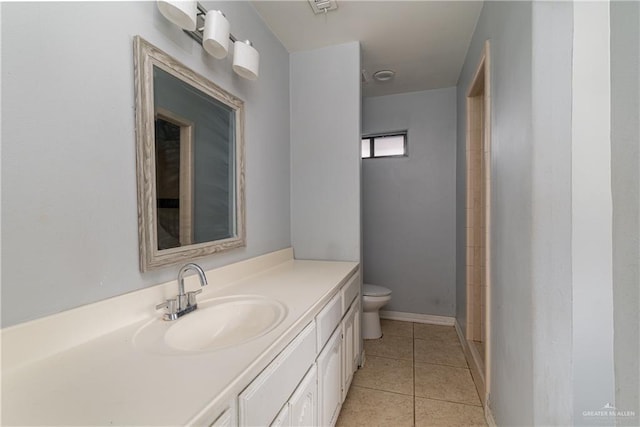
left=184, top=3, right=238, bottom=46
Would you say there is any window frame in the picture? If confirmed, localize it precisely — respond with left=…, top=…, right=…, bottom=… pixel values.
left=361, top=131, right=408, bottom=159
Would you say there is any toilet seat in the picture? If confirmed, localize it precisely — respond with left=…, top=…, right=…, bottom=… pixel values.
left=363, top=284, right=392, bottom=297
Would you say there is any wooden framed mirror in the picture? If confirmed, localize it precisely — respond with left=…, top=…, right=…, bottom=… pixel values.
left=134, top=36, right=245, bottom=271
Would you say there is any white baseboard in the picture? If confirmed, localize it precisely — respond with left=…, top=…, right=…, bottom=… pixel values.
left=379, top=310, right=455, bottom=326
left=453, top=319, right=465, bottom=342
left=455, top=320, right=494, bottom=427
left=485, top=402, right=497, bottom=427
left=455, top=319, right=485, bottom=395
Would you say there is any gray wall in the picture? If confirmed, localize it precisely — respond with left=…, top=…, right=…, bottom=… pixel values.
left=456, top=2, right=535, bottom=425
left=1, top=1, right=291, bottom=327
left=611, top=1, right=640, bottom=423
left=530, top=2, right=573, bottom=425
left=361, top=88, right=456, bottom=317
left=290, top=42, right=361, bottom=262
left=457, top=2, right=637, bottom=425
left=571, top=2, right=617, bottom=422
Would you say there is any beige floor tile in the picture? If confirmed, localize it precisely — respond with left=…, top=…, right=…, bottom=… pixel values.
left=335, top=386, right=414, bottom=427
left=364, top=334, right=413, bottom=361
left=381, top=319, right=413, bottom=338
left=414, top=323, right=459, bottom=343
left=414, top=362, right=481, bottom=406
left=414, top=338, right=468, bottom=368
left=353, top=355, right=413, bottom=395
left=415, top=397, right=487, bottom=427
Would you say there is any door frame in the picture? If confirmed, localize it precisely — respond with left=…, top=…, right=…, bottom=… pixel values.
left=464, top=39, right=492, bottom=404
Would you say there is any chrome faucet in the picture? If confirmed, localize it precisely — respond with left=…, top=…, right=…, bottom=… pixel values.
left=156, top=263, right=208, bottom=321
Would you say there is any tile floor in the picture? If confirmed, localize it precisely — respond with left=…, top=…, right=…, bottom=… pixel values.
left=336, top=320, right=487, bottom=427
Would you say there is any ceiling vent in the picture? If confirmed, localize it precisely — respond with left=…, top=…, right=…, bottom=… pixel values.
left=308, top=0, right=338, bottom=14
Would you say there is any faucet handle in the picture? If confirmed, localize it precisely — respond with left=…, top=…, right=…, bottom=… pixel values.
left=187, top=289, right=202, bottom=306
left=156, top=298, right=178, bottom=313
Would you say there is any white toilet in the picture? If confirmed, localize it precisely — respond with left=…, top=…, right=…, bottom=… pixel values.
left=362, top=284, right=392, bottom=339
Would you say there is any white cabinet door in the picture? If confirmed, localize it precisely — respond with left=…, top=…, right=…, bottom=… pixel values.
left=317, top=327, right=343, bottom=426
left=353, top=299, right=361, bottom=370
left=210, top=407, right=232, bottom=427
left=270, top=403, right=291, bottom=427
left=342, top=302, right=356, bottom=401
left=289, top=365, right=318, bottom=427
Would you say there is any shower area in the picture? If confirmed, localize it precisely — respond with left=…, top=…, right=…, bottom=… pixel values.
left=465, top=41, right=491, bottom=401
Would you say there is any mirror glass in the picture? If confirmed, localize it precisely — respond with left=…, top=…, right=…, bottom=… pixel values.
left=134, top=36, right=245, bottom=271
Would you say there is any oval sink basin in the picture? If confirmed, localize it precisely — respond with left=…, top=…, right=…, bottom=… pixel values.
left=134, top=295, right=287, bottom=355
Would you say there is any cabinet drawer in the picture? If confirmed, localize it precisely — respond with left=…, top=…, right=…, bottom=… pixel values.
left=316, top=292, right=342, bottom=352
left=239, top=322, right=316, bottom=427
left=341, top=273, right=360, bottom=314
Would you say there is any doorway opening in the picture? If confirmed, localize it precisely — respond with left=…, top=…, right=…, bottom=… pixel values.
left=155, top=108, right=194, bottom=250
left=465, top=40, right=491, bottom=404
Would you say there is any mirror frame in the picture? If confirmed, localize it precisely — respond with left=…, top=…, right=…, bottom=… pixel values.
left=134, top=36, right=246, bottom=272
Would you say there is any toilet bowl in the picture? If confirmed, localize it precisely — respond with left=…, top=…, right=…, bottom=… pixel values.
left=362, top=284, right=392, bottom=339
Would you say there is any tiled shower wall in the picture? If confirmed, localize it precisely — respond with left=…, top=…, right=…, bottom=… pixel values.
left=465, top=81, right=489, bottom=348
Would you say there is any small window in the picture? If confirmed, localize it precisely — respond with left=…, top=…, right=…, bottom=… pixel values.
left=361, top=132, right=407, bottom=159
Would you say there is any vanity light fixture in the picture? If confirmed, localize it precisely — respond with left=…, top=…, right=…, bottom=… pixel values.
left=157, top=0, right=260, bottom=80
left=232, top=40, right=260, bottom=81
left=203, top=10, right=230, bottom=59
left=157, top=0, right=197, bottom=30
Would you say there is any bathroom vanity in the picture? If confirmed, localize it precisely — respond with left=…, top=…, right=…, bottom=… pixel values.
left=1, top=249, right=361, bottom=426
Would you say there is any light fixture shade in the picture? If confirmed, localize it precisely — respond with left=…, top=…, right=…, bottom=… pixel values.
left=232, top=40, right=260, bottom=80
left=203, top=10, right=230, bottom=59
left=157, top=0, right=197, bottom=31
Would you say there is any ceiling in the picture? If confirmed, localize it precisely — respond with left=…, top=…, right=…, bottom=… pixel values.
left=251, top=1, right=483, bottom=97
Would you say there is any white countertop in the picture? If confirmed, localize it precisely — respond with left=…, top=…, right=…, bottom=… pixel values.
left=1, top=257, right=359, bottom=426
